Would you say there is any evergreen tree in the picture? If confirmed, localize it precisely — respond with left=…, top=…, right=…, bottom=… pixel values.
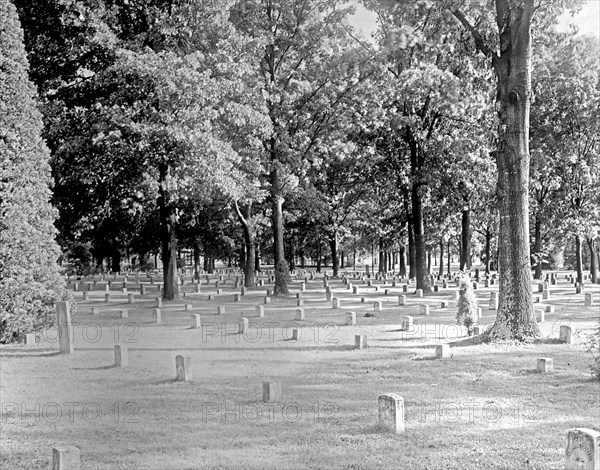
left=0, top=0, right=66, bottom=343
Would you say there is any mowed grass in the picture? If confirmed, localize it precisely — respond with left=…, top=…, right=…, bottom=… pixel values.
left=1, top=273, right=599, bottom=469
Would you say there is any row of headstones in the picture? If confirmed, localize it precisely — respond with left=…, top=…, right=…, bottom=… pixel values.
left=49, top=399, right=600, bottom=469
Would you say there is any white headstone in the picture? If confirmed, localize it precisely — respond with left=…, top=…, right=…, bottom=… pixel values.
left=436, top=344, right=450, bottom=359
left=52, top=446, right=80, bottom=470
left=565, top=428, right=600, bottom=470
left=56, top=302, right=73, bottom=354
left=560, top=325, right=573, bottom=344
left=378, top=394, right=405, bottom=434
left=537, top=357, right=553, bottom=373
left=262, top=382, right=281, bottom=402
left=346, top=311, right=356, bottom=326
left=355, top=334, right=367, bottom=349
left=114, top=344, right=128, bottom=367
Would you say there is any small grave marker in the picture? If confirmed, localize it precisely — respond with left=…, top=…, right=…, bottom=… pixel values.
left=537, top=357, right=553, bottom=373
left=52, top=446, right=80, bottom=470
left=114, top=344, right=128, bottom=368
left=436, top=344, right=450, bottom=359
left=355, top=334, right=367, bottom=349
left=378, top=394, right=405, bottom=434
left=262, top=382, right=281, bottom=402
left=560, top=325, right=573, bottom=344
left=175, top=354, right=192, bottom=381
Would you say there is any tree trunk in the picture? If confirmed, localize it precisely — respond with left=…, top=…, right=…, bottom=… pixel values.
left=289, top=234, right=296, bottom=271
left=533, top=215, right=543, bottom=279
left=329, top=232, right=339, bottom=277
left=234, top=201, right=255, bottom=288
left=479, top=0, right=539, bottom=340
left=588, top=237, right=598, bottom=283
left=254, top=246, right=260, bottom=273
left=485, top=230, right=492, bottom=275
left=270, top=167, right=289, bottom=295
left=378, top=237, right=385, bottom=274
left=460, top=205, right=471, bottom=271
left=340, top=250, right=345, bottom=269
left=111, top=249, right=121, bottom=274
left=399, top=245, right=407, bottom=277
left=193, top=242, right=200, bottom=280
left=439, top=238, right=444, bottom=276
left=408, top=221, right=416, bottom=279
left=158, top=162, right=179, bottom=301
left=316, top=239, right=322, bottom=273
left=411, top=183, right=430, bottom=291
left=447, top=240, right=451, bottom=276
left=575, top=235, right=583, bottom=285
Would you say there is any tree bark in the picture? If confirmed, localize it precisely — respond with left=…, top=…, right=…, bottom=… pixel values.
left=270, top=166, right=289, bottom=295
left=329, top=232, right=339, bottom=277
left=289, top=234, right=296, bottom=271
left=158, top=162, right=179, bottom=301
left=447, top=240, right=451, bottom=276
left=378, top=237, right=385, bottom=274
left=439, top=238, right=444, bottom=276
left=533, top=215, right=543, bottom=279
left=460, top=205, right=471, bottom=271
left=588, top=237, right=598, bottom=283
left=411, top=183, right=430, bottom=291
left=575, top=235, right=583, bottom=285
left=316, top=239, right=322, bottom=273
left=462, top=0, right=539, bottom=340
left=193, top=242, right=200, bottom=280
left=485, top=230, right=492, bottom=275
left=408, top=220, right=416, bottom=279
left=254, top=246, right=260, bottom=273
left=234, top=201, right=255, bottom=288
left=399, top=245, right=407, bottom=277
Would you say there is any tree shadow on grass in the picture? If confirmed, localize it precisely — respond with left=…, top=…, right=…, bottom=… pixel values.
left=72, top=364, right=114, bottom=371
left=0, top=349, right=62, bottom=358
left=450, top=335, right=488, bottom=348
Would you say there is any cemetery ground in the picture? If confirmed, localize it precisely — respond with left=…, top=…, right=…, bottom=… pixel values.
left=1, top=270, right=599, bottom=469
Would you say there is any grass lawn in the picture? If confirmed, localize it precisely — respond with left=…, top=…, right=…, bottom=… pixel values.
left=1, top=271, right=599, bottom=469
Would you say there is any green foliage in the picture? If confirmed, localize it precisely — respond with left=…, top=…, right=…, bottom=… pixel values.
left=456, top=271, right=477, bottom=335
left=0, top=1, right=66, bottom=343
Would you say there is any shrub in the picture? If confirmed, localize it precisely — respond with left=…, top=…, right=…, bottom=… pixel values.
left=457, top=271, right=478, bottom=336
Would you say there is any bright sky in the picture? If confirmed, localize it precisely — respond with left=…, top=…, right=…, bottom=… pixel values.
left=348, top=1, right=600, bottom=38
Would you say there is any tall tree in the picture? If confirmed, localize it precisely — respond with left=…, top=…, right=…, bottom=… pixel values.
left=448, top=0, right=583, bottom=340
left=0, top=1, right=66, bottom=343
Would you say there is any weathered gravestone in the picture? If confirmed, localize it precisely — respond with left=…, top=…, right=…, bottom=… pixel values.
left=355, top=334, right=367, bottom=349
left=537, top=357, right=553, bottom=373
left=565, top=428, right=599, bottom=470
left=262, top=382, right=281, bottom=402
left=56, top=302, right=74, bottom=354
left=52, top=446, right=80, bottom=470
left=175, top=354, right=192, bottom=381
left=378, top=394, right=405, bottom=434
left=114, top=345, right=128, bottom=368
